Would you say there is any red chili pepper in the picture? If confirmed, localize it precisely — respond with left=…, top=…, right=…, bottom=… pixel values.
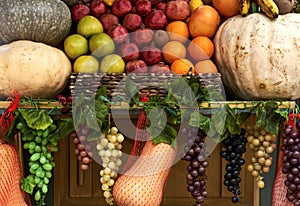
left=0, top=90, right=20, bottom=134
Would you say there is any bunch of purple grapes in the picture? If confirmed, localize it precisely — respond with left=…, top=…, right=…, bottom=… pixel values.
left=181, top=126, right=210, bottom=206
left=69, top=124, right=93, bottom=171
left=220, top=128, right=247, bottom=203
left=57, top=94, right=73, bottom=114
left=281, top=119, right=300, bottom=206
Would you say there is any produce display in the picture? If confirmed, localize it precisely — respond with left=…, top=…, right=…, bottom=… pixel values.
left=0, top=0, right=299, bottom=206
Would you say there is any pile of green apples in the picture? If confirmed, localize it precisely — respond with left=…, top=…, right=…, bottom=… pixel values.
left=64, top=15, right=125, bottom=73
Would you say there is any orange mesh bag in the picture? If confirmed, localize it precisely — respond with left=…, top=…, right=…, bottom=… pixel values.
left=0, top=141, right=29, bottom=206
left=272, top=151, right=293, bottom=206
left=113, top=106, right=177, bottom=206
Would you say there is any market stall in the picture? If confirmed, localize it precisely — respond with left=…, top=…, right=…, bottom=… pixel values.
left=0, top=0, right=299, bottom=206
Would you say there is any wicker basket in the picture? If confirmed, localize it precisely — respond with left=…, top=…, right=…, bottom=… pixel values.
left=69, top=72, right=225, bottom=101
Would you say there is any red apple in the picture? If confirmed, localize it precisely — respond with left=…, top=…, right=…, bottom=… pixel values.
left=119, top=42, right=140, bottom=61
left=155, top=2, right=167, bottom=11
left=71, top=4, right=90, bottom=23
left=149, top=62, right=170, bottom=73
left=145, top=10, right=168, bottom=30
left=112, top=0, right=132, bottom=17
left=165, top=0, right=191, bottom=21
left=108, top=24, right=129, bottom=44
left=131, top=28, right=154, bottom=47
left=126, top=60, right=148, bottom=73
left=134, top=0, right=152, bottom=16
left=90, top=0, right=107, bottom=18
left=141, top=46, right=162, bottom=66
left=122, top=13, right=142, bottom=32
left=99, top=14, right=119, bottom=32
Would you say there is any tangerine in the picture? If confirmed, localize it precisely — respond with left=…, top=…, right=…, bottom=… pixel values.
left=188, top=36, right=214, bottom=61
left=166, top=21, right=190, bottom=43
left=195, top=59, right=218, bottom=74
left=188, top=5, right=220, bottom=38
left=162, top=41, right=186, bottom=64
left=170, top=58, right=195, bottom=75
left=212, top=0, right=239, bottom=18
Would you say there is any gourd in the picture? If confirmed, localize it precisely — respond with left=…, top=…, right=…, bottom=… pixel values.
left=0, top=0, right=72, bottom=47
left=0, top=142, right=28, bottom=206
left=113, top=140, right=177, bottom=206
left=213, top=13, right=300, bottom=100
left=0, top=40, right=72, bottom=99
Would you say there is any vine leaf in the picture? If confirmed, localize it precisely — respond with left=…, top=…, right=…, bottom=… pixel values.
left=18, top=109, right=52, bottom=130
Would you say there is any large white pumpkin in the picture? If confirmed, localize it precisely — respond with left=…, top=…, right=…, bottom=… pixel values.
left=214, top=13, right=300, bottom=100
left=0, top=40, right=72, bottom=98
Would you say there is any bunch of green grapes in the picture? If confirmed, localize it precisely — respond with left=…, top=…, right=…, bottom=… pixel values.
left=96, top=126, right=124, bottom=205
left=17, top=121, right=59, bottom=206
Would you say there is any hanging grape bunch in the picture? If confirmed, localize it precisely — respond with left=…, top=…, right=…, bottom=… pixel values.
left=181, top=126, right=210, bottom=206
left=281, top=114, right=300, bottom=206
left=245, top=124, right=277, bottom=188
left=96, top=126, right=124, bottom=205
left=69, top=123, right=93, bottom=171
left=220, top=128, right=247, bottom=203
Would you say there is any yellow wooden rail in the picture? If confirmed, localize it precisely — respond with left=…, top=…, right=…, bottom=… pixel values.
left=0, top=100, right=296, bottom=110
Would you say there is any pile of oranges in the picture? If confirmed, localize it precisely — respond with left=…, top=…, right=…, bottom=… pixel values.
left=166, top=0, right=240, bottom=75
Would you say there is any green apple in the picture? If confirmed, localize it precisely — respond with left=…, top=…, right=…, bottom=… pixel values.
left=77, top=15, right=103, bottom=38
left=100, top=54, right=125, bottom=74
left=73, top=55, right=99, bottom=73
left=64, top=34, right=89, bottom=60
left=89, top=33, right=115, bottom=58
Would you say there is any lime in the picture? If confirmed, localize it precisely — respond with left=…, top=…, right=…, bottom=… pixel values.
left=100, top=54, right=125, bottom=74
left=74, top=55, right=99, bottom=73
left=89, top=33, right=115, bottom=58
left=77, top=16, right=104, bottom=38
left=64, top=34, right=89, bottom=60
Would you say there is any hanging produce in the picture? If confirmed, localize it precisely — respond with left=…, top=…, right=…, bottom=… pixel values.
left=97, top=126, right=124, bottom=205
left=181, top=126, right=210, bottom=205
left=220, top=129, right=247, bottom=203
left=281, top=114, right=300, bottom=206
left=0, top=0, right=72, bottom=47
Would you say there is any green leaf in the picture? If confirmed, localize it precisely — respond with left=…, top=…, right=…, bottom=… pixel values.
left=21, top=177, right=35, bottom=194
left=48, top=118, right=74, bottom=141
left=210, top=109, right=226, bottom=135
left=152, top=133, right=174, bottom=145
left=123, top=77, right=139, bottom=106
left=189, top=112, right=210, bottom=134
left=225, top=106, right=241, bottom=135
left=237, top=112, right=252, bottom=125
left=18, top=109, right=52, bottom=130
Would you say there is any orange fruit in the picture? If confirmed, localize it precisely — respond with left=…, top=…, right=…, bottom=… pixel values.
left=171, top=58, right=195, bottom=75
left=212, top=0, right=239, bottom=18
left=166, top=21, right=190, bottom=43
left=188, top=5, right=220, bottom=38
left=195, top=60, right=218, bottom=74
left=162, top=41, right=186, bottom=64
left=188, top=36, right=214, bottom=61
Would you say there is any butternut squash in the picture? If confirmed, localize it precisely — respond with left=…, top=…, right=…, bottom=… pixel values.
left=113, top=140, right=177, bottom=206
left=0, top=142, right=28, bottom=206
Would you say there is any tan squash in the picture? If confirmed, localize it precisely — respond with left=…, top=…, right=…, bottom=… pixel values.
left=113, top=140, right=177, bottom=206
left=0, top=40, right=72, bottom=99
left=213, top=13, right=300, bottom=100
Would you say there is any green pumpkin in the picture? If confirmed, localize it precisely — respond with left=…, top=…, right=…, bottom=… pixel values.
left=0, top=0, right=72, bottom=47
